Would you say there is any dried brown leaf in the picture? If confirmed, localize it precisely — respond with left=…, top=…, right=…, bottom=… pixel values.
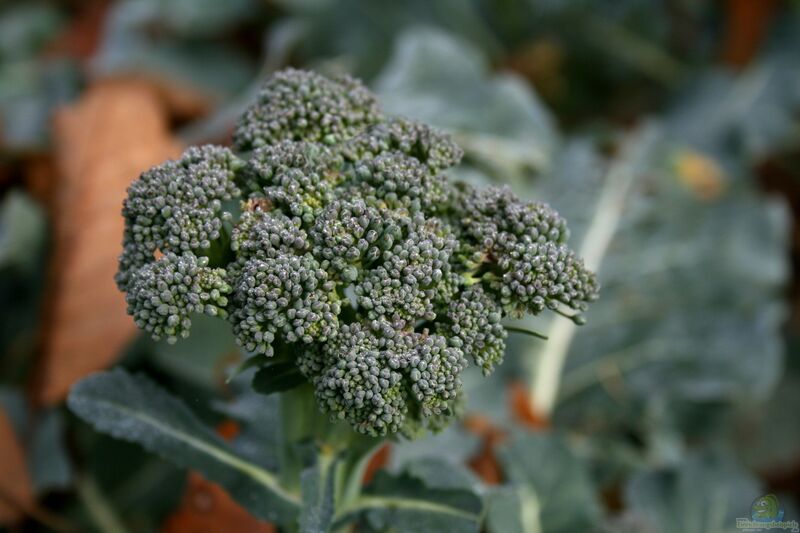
left=508, top=381, right=550, bottom=430
left=463, top=415, right=507, bottom=486
left=363, top=444, right=391, bottom=485
left=44, top=0, right=109, bottom=61
left=722, top=0, right=779, bottom=68
left=162, top=473, right=276, bottom=533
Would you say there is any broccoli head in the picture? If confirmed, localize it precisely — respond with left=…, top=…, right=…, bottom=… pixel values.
left=117, top=68, right=599, bottom=437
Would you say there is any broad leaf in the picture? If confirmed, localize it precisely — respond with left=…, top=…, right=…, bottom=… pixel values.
left=375, top=27, right=559, bottom=181
left=150, top=314, right=240, bottom=390
left=122, top=0, right=263, bottom=37
left=91, top=1, right=254, bottom=102
left=0, top=192, right=47, bottom=362
left=623, top=453, right=762, bottom=533
left=665, top=53, right=800, bottom=161
left=30, top=410, right=73, bottom=492
left=496, top=431, right=603, bottom=532
left=732, top=367, right=800, bottom=475
left=337, top=459, right=484, bottom=532
left=67, top=369, right=300, bottom=524
left=518, top=130, right=789, bottom=447
left=284, top=0, right=502, bottom=80
left=485, top=486, right=541, bottom=533
left=0, top=191, right=46, bottom=271
left=212, top=389, right=282, bottom=471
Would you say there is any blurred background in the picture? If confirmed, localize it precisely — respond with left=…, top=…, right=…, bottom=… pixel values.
left=1, top=0, right=799, bottom=531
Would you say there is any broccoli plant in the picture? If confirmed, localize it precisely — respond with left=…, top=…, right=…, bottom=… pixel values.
left=68, top=68, right=597, bottom=531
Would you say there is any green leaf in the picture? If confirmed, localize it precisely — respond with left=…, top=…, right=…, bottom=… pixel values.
left=92, top=2, right=254, bottom=102
left=252, top=361, right=307, bottom=396
left=336, top=460, right=484, bottom=533
left=388, top=422, right=479, bottom=469
left=285, top=0, right=502, bottom=80
left=401, top=457, right=481, bottom=492
left=0, top=190, right=46, bottom=271
left=30, top=410, right=73, bottom=492
left=519, top=130, right=789, bottom=446
left=375, top=27, right=558, bottom=182
left=212, top=389, right=283, bottom=470
left=623, top=453, right=762, bottom=533
left=665, top=53, right=800, bottom=162
left=732, top=367, right=800, bottom=475
left=128, top=0, right=264, bottom=37
left=67, top=368, right=300, bottom=525
left=0, top=58, right=81, bottom=151
left=0, top=3, right=64, bottom=60
left=149, top=314, right=240, bottom=390
left=484, top=486, right=540, bottom=533
left=496, top=431, right=603, bottom=533
left=0, top=191, right=48, bottom=363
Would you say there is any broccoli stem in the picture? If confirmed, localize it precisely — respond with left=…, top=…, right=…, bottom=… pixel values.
left=278, top=382, right=382, bottom=531
left=278, top=384, right=317, bottom=493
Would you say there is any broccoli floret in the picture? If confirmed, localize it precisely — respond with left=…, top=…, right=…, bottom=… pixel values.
left=125, top=252, right=230, bottom=344
left=309, top=198, right=399, bottom=279
left=117, top=68, right=599, bottom=438
left=230, top=254, right=340, bottom=355
left=441, top=285, right=507, bottom=375
left=343, top=117, right=463, bottom=172
left=231, top=204, right=309, bottom=262
left=456, top=184, right=597, bottom=316
left=117, top=145, right=242, bottom=290
left=300, top=323, right=465, bottom=437
left=233, top=68, right=383, bottom=150
left=407, top=332, right=467, bottom=418
left=494, top=240, right=599, bottom=315
left=459, top=184, right=569, bottom=246
left=355, top=215, right=458, bottom=327
left=242, top=141, right=344, bottom=224
left=349, top=151, right=450, bottom=213
left=305, top=323, right=409, bottom=435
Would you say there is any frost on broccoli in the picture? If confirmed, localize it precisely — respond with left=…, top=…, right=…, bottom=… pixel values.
left=118, top=68, right=599, bottom=437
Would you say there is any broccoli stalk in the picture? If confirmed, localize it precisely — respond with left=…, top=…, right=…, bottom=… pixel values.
left=115, top=68, right=598, bottom=524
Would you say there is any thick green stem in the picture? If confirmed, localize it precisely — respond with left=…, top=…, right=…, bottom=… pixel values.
left=278, top=382, right=383, bottom=532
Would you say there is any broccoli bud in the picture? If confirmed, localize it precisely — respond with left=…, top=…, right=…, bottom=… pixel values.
left=230, top=254, right=341, bottom=355
left=242, top=141, right=344, bottom=224
left=117, top=145, right=242, bottom=290
left=343, top=117, right=463, bottom=172
left=117, top=68, right=599, bottom=438
left=300, top=324, right=465, bottom=437
left=307, top=323, right=409, bottom=435
left=231, top=207, right=309, bottom=262
left=442, top=285, right=508, bottom=375
left=233, top=68, right=383, bottom=150
left=457, top=184, right=597, bottom=316
left=350, top=151, right=450, bottom=213
left=354, top=215, right=458, bottom=327
left=125, top=252, right=230, bottom=344
left=309, top=198, right=396, bottom=278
